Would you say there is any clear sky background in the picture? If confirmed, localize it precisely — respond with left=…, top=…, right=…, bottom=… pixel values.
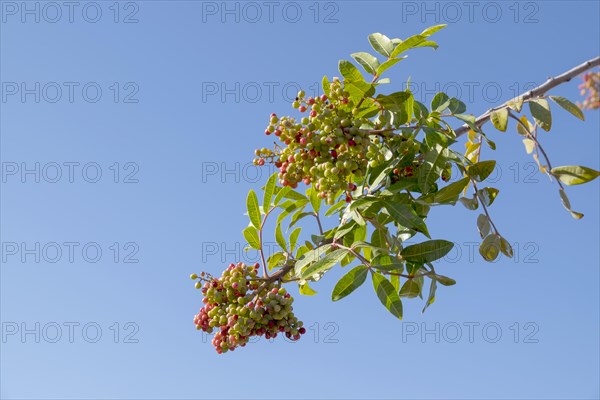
left=1, top=1, right=599, bottom=399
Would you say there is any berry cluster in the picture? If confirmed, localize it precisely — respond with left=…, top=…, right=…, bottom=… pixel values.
left=192, top=262, right=305, bottom=354
left=579, top=71, right=600, bottom=110
left=253, top=79, right=380, bottom=204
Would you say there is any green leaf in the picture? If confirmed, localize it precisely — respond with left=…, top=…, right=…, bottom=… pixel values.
left=558, top=188, right=584, bottom=220
left=345, top=81, right=376, bottom=102
left=351, top=52, right=380, bottom=75
left=273, top=186, right=291, bottom=205
left=448, top=98, right=466, bottom=114
left=428, top=177, right=470, bottom=204
left=468, top=160, right=496, bottom=182
left=322, top=75, right=330, bottom=97
left=294, top=244, right=332, bottom=275
left=289, top=211, right=312, bottom=229
left=334, top=220, right=358, bottom=240
left=477, top=214, right=491, bottom=239
left=490, top=108, right=509, bottom=132
left=400, top=279, right=421, bottom=298
left=371, top=272, right=403, bottom=319
left=529, top=99, right=552, bottom=131
left=418, top=145, right=448, bottom=194
left=246, top=190, right=261, bottom=229
left=550, top=96, right=584, bottom=121
left=376, top=57, right=404, bottom=77
left=243, top=226, right=260, bottom=250
left=275, top=222, right=287, bottom=252
left=422, top=279, right=437, bottom=313
left=401, top=240, right=454, bottom=263
left=390, top=274, right=400, bottom=292
left=368, top=33, right=394, bottom=57
left=289, top=227, right=302, bottom=253
left=299, top=282, right=317, bottom=296
left=267, top=252, right=286, bottom=271
left=459, top=195, right=479, bottom=210
left=382, top=201, right=430, bottom=238
left=300, top=248, right=348, bottom=279
left=431, top=92, right=450, bottom=112
left=389, top=25, right=445, bottom=58
left=375, top=91, right=412, bottom=114
left=325, top=200, right=347, bottom=216
left=479, top=234, right=501, bottom=262
left=499, top=236, right=514, bottom=258
left=516, top=115, right=533, bottom=136
left=339, top=60, right=365, bottom=83
left=507, top=96, right=524, bottom=112
left=390, top=35, right=425, bottom=57
left=371, top=228, right=388, bottom=249
left=372, top=254, right=404, bottom=272
left=421, top=24, right=447, bottom=36
left=551, top=165, right=600, bottom=186
left=477, top=187, right=499, bottom=207
left=332, top=265, right=368, bottom=301
left=308, top=187, right=321, bottom=213
left=263, top=173, right=277, bottom=211
left=435, top=274, right=456, bottom=286
left=523, top=138, right=535, bottom=154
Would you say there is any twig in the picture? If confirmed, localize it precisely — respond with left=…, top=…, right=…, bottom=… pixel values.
left=454, top=56, right=600, bottom=137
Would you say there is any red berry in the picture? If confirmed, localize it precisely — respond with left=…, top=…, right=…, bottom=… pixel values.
left=348, top=139, right=356, bottom=147
left=258, top=159, right=265, bottom=166
left=265, top=129, right=271, bottom=135
left=320, top=94, right=327, bottom=102
left=299, top=105, right=307, bottom=113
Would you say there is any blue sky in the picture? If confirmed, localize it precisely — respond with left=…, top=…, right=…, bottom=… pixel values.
left=1, top=1, right=599, bottom=399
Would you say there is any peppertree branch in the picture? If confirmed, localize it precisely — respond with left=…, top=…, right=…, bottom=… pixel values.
left=454, top=56, right=600, bottom=137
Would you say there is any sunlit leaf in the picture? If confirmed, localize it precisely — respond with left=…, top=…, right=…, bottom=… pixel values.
left=401, top=240, right=454, bottom=263
left=551, top=165, right=600, bottom=186
left=351, top=52, right=380, bottom=75
left=550, top=96, right=584, bottom=121
left=479, top=234, right=501, bottom=262
left=263, top=173, right=277, bottom=211
left=422, top=279, right=437, bottom=313
left=371, top=272, right=403, bottom=319
left=243, top=226, right=260, bottom=250
left=246, top=190, right=261, bottom=229
left=468, top=160, right=496, bottom=182
left=490, top=108, right=509, bottom=132
left=332, top=265, right=368, bottom=301
left=368, top=33, right=394, bottom=57
left=299, top=282, right=317, bottom=296
left=529, top=99, right=552, bottom=131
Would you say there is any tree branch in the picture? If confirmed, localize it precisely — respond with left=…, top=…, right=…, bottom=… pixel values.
left=454, top=56, right=600, bottom=137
